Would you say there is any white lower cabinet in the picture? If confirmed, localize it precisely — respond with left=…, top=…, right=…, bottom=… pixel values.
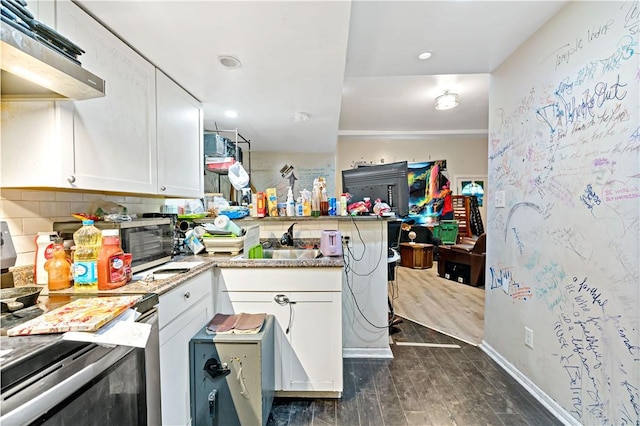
left=158, top=270, right=214, bottom=426
left=216, top=268, right=343, bottom=396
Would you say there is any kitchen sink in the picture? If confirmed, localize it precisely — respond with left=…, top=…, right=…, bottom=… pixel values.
left=261, top=248, right=322, bottom=260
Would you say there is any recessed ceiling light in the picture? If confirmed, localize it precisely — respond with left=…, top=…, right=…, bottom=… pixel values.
left=218, top=55, right=242, bottom=68
left=224, top=110, right=238, bottom=118
left=417, top=51, right=432, bottom=60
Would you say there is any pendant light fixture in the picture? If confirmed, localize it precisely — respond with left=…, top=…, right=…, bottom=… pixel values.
left=434, top=90, right=460, bottom=110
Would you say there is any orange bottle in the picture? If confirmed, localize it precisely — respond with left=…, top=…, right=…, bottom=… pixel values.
left=98, top=229, right=127, bottom=290
left=256, top=192, right=267, bottom=217
left=45, top=239, right=71, bottom=291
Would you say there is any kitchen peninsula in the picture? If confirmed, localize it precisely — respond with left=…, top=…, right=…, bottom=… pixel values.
left=4, top=215, right=391, bottom=425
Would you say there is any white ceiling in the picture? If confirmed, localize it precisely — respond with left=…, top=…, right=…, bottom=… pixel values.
left=75, top=0, right=567, bottom=153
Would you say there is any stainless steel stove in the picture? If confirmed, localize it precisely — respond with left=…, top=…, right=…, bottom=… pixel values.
left=0, top=293, right=161, bottom=425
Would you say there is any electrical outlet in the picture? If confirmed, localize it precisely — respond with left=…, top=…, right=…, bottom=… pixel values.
left=525, top=327, right=534, bottom=349
left=495, top=191, right=506, bottom=208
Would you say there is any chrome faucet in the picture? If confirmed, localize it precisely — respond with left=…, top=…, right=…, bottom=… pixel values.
left=280, top=223, right=296, bottom=247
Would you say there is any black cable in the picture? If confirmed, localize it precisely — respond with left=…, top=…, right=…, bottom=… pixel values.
left=341, top=217, right=393, bottom=329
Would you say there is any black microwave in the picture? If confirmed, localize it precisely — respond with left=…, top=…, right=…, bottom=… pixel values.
left=53, top=218, right=173, bottom=273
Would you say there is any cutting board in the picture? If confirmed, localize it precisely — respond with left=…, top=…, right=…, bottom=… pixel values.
left=6, top=295, right=142, bottom=336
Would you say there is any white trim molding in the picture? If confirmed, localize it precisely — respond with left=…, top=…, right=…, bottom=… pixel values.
left=480, top=341, right=580, bottom=426
left=342, top=347, right=394, bottom=359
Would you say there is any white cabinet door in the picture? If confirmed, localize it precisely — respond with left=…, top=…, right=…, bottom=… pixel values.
left=156, top=70, right=203, bottom=198
left=283, top=291, right=342, bottom=392
left=0, top=101, right=74, bottom=187
left=159, top=296, right=212, bottom=426
left=219, top=275, right=343, bottom=394
left=56, top=0, right=158, bottom=194
left=223, top=291, right=342, bottom=392
left=159, top=270, right=214, bottom=426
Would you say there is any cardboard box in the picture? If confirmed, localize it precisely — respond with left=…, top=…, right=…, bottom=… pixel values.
left=266, top=188, right=278, bottom=217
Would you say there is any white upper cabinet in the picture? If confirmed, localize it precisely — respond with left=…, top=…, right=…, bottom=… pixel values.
left=156, top=70, right=203, bottom=198
left=1, top=1, right=204, bottom=198
left=56, top=0, right=157, bottom=193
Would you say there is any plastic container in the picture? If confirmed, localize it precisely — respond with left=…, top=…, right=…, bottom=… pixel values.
left=311, top=183, right=321, bottom=217
left=256, top=192, right=267, bottom=217
left=320, top=188, right=329, bottom=216
left=301, top=189, right=311, bottom=216
left=435, top=220, right=459, bottom=245
left=296, top=197, right=303, bottom=217
left=98, top=229, right=127, bottom=290
left=73, top=220, right=102, bottom=291
left=277, top=202, right=287, bottom=217
left=286, top=187, right=295, bottom=217
left=340, top=194, right=348, bottom=216
left=45, top=239, right=71, bottom=291
left=34, top=231, right=58, bottom=285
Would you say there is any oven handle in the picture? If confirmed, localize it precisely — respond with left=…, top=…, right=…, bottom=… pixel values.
left=0, top=342, right=134, bottom=426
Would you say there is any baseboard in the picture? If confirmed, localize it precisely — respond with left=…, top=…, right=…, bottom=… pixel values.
left=275, top=390, right=341, bottom=398
left=343, top=346, right=394, bottom=359
left=480, top=341, right=579, bottom=426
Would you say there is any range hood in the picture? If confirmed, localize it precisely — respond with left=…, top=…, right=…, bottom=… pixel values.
left=1, top=21, right=105, bottom=101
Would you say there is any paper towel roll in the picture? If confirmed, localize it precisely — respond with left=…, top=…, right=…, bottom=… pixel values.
left=214, top=215, right=242, bottom=236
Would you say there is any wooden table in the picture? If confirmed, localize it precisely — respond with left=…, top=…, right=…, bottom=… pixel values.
left=400, top=242, right=434, bottom=269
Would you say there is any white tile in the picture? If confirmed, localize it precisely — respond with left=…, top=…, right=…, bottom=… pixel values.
left=124, top=196, right=142, bottom=204
left=23, top=218, right=55, bottom=234
left=105, top=195, right=126, bottom=203
left=0, top=189, right=23, bottom=201
left=20, top=189, right=57, bottom=201
left=0, top=200, right=40, bottom=218
left=40, top=202, right=71, bottom=218
left=14, top=235, right=37, bottom=254
left=83, top=193, right=107, bottom=201
left=15, top=252, right=35, bottom=268
left=3, top=219, right=23, bottom=237
left=70, top=202, right=92, bottom=214
left=56, top=191, right=85, bottom=202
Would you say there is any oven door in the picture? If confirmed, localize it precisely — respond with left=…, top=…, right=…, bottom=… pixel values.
left=0, top=309, right=160, bottom=426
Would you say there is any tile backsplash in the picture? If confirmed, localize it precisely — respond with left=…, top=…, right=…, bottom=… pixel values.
left=0, top=189, right=165, bottom=267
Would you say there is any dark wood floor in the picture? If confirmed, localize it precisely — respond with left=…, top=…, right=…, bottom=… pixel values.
left=267, top=317, right=562, bottom=426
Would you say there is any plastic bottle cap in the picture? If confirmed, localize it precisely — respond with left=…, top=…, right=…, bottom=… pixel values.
left=82, top=220, right=94, bottom=225
left=102, top=229, right=119, bottom=236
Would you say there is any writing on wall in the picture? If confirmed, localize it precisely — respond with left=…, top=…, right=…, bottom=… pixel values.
left=487, top=2, right=639, bottom=425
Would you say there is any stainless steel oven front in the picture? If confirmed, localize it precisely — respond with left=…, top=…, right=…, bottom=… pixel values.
left=0, top=306, right=161, bottom=425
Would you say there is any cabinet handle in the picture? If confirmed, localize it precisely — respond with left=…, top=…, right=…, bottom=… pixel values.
left=160, top=186, right=166, bottom=191
left=274, top=294, right=290, bottom=305
left=67, top=175, right=76, bottom=184
left=274, top=294, right=296, bottom=334
left=184, top=291, right=191, bottom=299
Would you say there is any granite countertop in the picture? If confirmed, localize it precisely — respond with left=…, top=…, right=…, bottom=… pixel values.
left=212, top=254, right=344, bottom=268
left=2, top=252, right=344, bottom=368
left=13, top=252, right=344, bottom=298
left=195, top=214, right=393, bottom=224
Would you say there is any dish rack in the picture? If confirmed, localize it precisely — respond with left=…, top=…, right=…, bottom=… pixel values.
left=202, top=235, right=245, bottom=255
